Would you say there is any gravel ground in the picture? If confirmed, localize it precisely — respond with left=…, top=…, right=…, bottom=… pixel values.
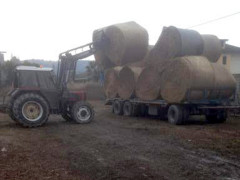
left=0, top=100, right=239, bottom=180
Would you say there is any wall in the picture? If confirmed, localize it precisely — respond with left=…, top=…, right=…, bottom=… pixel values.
left=233, top=74, right=240, bottom=104
left=216, top=54, right=231, bottom=70
left=230, top=54, right=240, bottom=74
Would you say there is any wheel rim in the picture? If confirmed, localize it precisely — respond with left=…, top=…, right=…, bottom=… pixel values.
left=77, top=106, right=91, bottom=121
left=22, top=101, right=43, bottom=122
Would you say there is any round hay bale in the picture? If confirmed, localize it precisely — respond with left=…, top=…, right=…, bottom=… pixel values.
left=143, top=45, right=154, bottom=61
left=201, top=35, right=222, bottom=62
left=103, top=21, right=149, bottom=65
left=209, top=63, right=236, bottom=99
left=135, top=67, right=161, bottom=100
left=92, top=29, right=115, bottom=69
left=104, top=66, right=123, bottom=98
left=148, top=26, right=203, bottom=63
left=126, top=46, right=154, bottom=68
left=160, top=56, right=215, bottom=103
left=118, top=66, right=143, bottom=99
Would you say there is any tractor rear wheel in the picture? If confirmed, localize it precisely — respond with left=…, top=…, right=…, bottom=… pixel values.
left=12, top=93, right=49, bottom=127
left=8, top=108, right=19, bottom=123
left=71, top=101, right=94, bottom=124
left=7, top=100, right=19, bottom=123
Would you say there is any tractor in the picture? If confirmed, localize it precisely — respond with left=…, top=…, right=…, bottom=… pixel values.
left=0, top=42, right=98, bottom=127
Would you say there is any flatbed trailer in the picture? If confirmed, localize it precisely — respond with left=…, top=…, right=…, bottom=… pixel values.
left=105, top=97, right=240, bottom=125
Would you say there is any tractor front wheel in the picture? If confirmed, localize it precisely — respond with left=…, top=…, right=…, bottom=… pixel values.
left=71, top=101, right=94, bottom=124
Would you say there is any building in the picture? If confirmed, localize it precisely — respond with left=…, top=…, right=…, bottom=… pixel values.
left=217, top=44, right=240, bottom=73
left=0, top=52, right=5, bottom=64
left=218, top=44, right=240, bottom=102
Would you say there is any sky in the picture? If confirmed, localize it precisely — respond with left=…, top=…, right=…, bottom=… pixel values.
left=0, top=0, right=239, bottom=61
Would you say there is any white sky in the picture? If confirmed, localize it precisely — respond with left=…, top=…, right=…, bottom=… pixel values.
left=0, top=0, right=239, bottom=61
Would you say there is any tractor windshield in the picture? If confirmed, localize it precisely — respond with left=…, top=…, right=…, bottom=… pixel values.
left=18, top=70, right=56, bottom=89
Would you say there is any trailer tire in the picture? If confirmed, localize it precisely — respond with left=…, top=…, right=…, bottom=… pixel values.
left=71, top=101, right=94, bottom=124
left=167, top=105, right=184, bottom=125
left=12, top=93, right=49, bottom=127
left=206, top=110, right=227, bottom=123
left=123, top=101, right=133, bottom=116
left=139, top=104, right=148, bottom=117
left=113, top=100, right=123, bottom=115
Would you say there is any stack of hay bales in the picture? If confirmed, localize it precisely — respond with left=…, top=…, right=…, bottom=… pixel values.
left=93, top=22, right=236, bottom=103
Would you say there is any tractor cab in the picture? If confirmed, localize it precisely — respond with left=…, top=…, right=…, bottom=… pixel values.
left=14, top=66, right=56, bottom=89
left=1, top=66, right=56, bottom=107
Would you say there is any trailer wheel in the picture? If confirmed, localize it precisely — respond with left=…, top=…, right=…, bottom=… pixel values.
left=12, top=93, right=49, bottom=127
left=123, top=101, right=133, bottom=116
left=167, top=105, right=184, bottom=125
left=113, top=100, right=123, bottom=115
left=71, top=101, right=94, bottom=124
left=206, top=110, right=227, bottom=123
left=139, top=104, right=148, bottom=117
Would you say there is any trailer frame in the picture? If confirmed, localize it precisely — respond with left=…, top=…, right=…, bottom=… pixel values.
left=105, top=95, right=240, bottom=125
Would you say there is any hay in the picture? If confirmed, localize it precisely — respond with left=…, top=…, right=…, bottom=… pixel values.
left=92, top=29, right=115, bottom=69
left=104, top=66, right=123, bottom=98
left=118, top=66, right=143, bottom=99
left=135, top=66, right=161, bottom=100
left=103, top=21, right=149, bottom=65
left=148, top=26, right=203, bottom=64
left=124, top=45, right=154, bottom=68
left=160, top=56, right=215, bottom=103
left=209, top=63, right=236, bottom=99
left=201, top=35, right=222, bottom=62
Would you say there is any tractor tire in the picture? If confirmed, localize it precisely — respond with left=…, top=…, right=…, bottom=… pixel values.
left=206, top=110, right=227, bottom=124
left=12, top=93, right=49, bottom=127
left=113, top=100, right=123, bottom=115
left=8, top=107, right=19, bottom=123
left=71, top=101, right=94, bottom=124
left=7, top=100, right=19, bottom=123
left=167, top=105, right=184, bottom=125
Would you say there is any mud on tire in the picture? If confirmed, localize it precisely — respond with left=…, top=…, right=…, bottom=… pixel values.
left=12, top=93, right=49, bottom=127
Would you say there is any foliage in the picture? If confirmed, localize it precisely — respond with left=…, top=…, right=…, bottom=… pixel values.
left=0, top=57, right=40, bottom=87
left=22, top=61, right=40, bottom=67
left=85, top=61, right=101, bottom=82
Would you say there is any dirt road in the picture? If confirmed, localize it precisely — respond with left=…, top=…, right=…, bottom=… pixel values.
left=0, top=101, right=239, bottom=180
